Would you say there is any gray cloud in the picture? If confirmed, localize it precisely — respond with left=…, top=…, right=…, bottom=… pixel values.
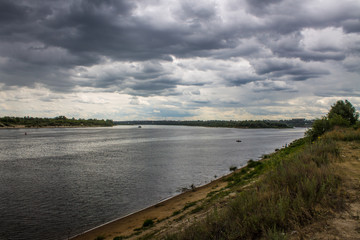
left=250, top=58, right=329, bottom=81
left=342, top=19, right=360, bottom=33
left=251, top=80, right=297, bottom=93
left=0, top=0, right=359, bottom=119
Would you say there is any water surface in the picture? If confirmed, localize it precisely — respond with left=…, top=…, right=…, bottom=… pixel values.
left=0, top=126, right=305, bottom=240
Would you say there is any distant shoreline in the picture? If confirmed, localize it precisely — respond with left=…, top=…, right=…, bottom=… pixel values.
left=0, top=125, right=113, bottom=129
left=0, top=116, right=114, bottom=129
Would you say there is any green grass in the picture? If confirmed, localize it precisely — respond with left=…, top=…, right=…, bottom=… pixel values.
left=113, top=236, right=125, bottom=240
left=183, top=201, right=197, bottom=210
left=172, top=210, right=181, bottom=216
left=190, top=206, right=205, bottom=214
left=164, top=137, right=345, bottom=240
left=323, top=127, right=360, bottom=141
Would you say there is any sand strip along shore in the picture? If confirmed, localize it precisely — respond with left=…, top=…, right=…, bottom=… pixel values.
left=70, top=172, right=230, bottom=240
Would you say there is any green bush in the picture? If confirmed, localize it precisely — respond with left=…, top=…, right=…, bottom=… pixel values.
left=172, top=210, right=181, bottom=216
left=329, top=114, right=350, bottom=128
left=94, top=236, right=105, bottom=240
left=142, top=219, right=154, bottom=228
left=247, top=159, right=262, bottom=168
left=113, top=236, right=124, bottom=240
left=305, top=117, right=330, bottom=141
left=183, top=202, right=196, bottom=210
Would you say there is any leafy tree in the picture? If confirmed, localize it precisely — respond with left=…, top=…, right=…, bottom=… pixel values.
left=329, top=113, right=350, bottom=128
left=306, top=100, right=359, bottom=141
left=328, top=100, right=359, bottom=125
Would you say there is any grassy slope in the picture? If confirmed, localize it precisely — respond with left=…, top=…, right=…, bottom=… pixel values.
left=155, top=128, right=360, bottom=240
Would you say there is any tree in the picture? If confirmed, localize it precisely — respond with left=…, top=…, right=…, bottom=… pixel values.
left=329, top=113, right=350, bottom=127
left=328, top=100, right=359, bottom=125
left=306, top=100, right=359, bottom=141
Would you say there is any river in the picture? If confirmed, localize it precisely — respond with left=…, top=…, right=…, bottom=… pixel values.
left=0, top=125, right=305, bottom=240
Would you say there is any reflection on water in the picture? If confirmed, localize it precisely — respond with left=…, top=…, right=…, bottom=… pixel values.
left=0, top=126, right=305, bottom=240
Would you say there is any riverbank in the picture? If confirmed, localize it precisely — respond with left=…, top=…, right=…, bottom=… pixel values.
left=71, top=137, right=304, bottom=240
left=0, top=116, right=114, bottom=128
left=70, top=169, right=230, bottom=240
left=71, top=128, right=360, bottom=240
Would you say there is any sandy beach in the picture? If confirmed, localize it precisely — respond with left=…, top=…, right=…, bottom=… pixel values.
left=70, top=173, right=231, bottom=240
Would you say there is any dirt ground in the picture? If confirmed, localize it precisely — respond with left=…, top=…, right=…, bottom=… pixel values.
left=288, top=141, right=360, bottom=240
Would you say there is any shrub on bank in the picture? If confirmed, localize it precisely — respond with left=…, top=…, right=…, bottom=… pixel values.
left=323, top=127, right=360, bottom=141
left=142, top=219, right=154, bottom=228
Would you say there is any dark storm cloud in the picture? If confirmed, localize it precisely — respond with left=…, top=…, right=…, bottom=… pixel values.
left=251, top=59, right=329, bottom=81
left=126, top=77, right=180, bottom=92
left=224, top=75, right=263, bottom=86
left=315, top=88, right=360, bottom=98
left=0, top=0, right=28, bottom=24
left=0, top=0, right=359, bottom=96
left=342, top=19, right=360, bottom=33
left=245, top=0, right=284, bottom=15
left=72, top=60, right=183, bottom=96
left=259, top=32, right=347, bottom=62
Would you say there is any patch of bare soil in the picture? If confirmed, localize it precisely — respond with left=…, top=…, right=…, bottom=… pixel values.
left=289, top=141, right=360, bottom=240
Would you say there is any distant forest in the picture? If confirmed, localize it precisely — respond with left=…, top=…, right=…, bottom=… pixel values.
left=0, top=116, right=312, bottom=129
left=115, top=119, right=313, bottom=128
left=0, top=116, right=114, bottom=128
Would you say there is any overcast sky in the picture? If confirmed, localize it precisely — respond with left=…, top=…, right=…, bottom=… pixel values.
left=0, top=0, right=359, bottom=120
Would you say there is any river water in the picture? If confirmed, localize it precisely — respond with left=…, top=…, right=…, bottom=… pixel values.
left=0, top=126, right=305, bottom=240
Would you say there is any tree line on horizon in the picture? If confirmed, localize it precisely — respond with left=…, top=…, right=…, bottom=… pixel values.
left=0, top=116, right=114, bottom=128
left=2, top=100, right=357, bottom=130
left=114, top=119, right=313, bottom=128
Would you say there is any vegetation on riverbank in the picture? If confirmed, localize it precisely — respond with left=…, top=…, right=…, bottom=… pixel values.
left=158, top=100, right=359, bottom=240
left=164, top=138, right=343, bottom=239
left=0, top=116, right=114, bottom=128
left=104, top=100, right=355, bottom=240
